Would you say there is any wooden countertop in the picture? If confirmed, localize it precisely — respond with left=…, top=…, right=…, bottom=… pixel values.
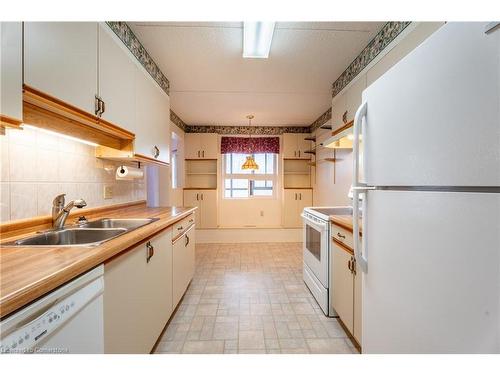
left=330, top=214, right=363, bottom=235
left=0, top=203, right=196, bottom=319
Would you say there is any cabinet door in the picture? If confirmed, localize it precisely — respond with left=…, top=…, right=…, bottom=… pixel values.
left=98, top=24, right=136, bottom=131
left=184, top=133, right=201, bottom=159
left=24, top=22, right=98, bottom=114
left=1, top=22, right=23, bottom=122
left=297, top=134, right=312, bottom=159
left=104, top=229, right=173, bottom=353
left=331, top=91, right=347, bottom=132
left=283, top=189, right=299, bottom=228
left=200, top=190, right=218, bottom=228
left=183, top=190, right=201, bottom=225
left=346, top=75, right=366, bottom=123
left=282, top=133, right=298, bottom=158
left=172, top=226, right=196, bottom=307
left=200, top=133, right=218, bottom=159
left=134, top=67, right=170, bottom=162
left=353, top=263, right=362, bottom=345
left=332, top=242, right=354, bottom=333
left=297, top=189, right=312, bottom=209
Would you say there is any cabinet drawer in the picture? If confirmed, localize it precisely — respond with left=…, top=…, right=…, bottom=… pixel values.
left=331, top=224, right=354, bottom=250
left=173, top=214, right=195, bottom=239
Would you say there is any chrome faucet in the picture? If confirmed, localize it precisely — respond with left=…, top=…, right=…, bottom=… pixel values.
left=52, top=194, right=87, bottom=230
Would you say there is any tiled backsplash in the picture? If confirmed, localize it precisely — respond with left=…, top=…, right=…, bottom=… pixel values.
left=0, top=127, right=146, bottom=222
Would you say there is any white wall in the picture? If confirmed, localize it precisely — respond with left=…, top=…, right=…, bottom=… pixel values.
left=165, top=120, right=185, bottom=207
left=313, top=22, right=445, bottom=207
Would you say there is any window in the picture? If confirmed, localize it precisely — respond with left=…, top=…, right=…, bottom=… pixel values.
left=223, top=153, right=277, bottom=198
left=171, top=132, right=181, bottom=189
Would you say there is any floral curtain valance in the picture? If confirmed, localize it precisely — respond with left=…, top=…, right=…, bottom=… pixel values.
left=220, top=137, right=280, bottom=154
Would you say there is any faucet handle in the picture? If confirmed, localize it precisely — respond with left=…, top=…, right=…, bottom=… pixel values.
left=53, top=194, right=66, bottom=207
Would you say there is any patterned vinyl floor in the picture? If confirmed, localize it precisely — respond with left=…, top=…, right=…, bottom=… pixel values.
left=154, top=242, right=358, bottom=354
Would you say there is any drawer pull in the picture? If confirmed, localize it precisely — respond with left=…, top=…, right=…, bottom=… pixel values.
left=146, top=241, right=154, bottom=263
left=185, top=234, right=190, bottom=247
left=337, top=232, right=346, bottom=239
left=177, top=225, right=183, bottom=231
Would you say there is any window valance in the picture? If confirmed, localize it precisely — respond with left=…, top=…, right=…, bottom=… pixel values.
left=220, top=137, right=280, bottom=154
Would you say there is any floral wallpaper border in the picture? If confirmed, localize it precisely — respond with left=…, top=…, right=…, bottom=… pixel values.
left=106, top=22, right=170, bottom=96
left=186, top=125, right=310, bottom=135
left=309, top=108, right=332, bottom=133
left=170, top=110, right=189, bottom=132
left=331, top=21, right=411, bottom=98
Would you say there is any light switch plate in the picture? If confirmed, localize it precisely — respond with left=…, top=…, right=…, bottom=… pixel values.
left=103, top=185, right=113, bottom=199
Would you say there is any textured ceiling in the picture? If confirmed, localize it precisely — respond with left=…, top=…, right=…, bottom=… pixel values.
left=129, top=22, right=384, bottom=126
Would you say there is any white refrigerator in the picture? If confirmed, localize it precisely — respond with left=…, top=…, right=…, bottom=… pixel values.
left=351, top=22, right=500, bottom=353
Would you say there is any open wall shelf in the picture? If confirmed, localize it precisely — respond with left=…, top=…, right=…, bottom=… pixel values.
left=185, top=159, right=218, bottom=189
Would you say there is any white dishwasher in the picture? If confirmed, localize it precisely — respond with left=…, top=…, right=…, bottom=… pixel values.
left=0, top=265, right=104, bottom=354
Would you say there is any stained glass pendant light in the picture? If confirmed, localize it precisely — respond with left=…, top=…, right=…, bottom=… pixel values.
left=241, top=115, right=259, bottom=170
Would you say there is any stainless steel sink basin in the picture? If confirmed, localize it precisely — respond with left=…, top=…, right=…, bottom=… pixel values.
left=81, top=218, right=158, bottom=230
left=2, top=217, right=159, bottom=247
left=8, top=228, right=127, bottom=246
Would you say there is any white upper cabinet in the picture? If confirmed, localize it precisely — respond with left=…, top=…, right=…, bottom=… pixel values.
left=345, top=74, right=366, bottom=123
left=1, top=22, right=23, bottom=123
left=24, top=22, right=98, bottom=114
left=98, top=24, right=136, bottom=131
left=134, top=67, right=170, bottom=163
left=184, top=133, right=218, bottom=159
left=283, top=133, right=311, bottom=159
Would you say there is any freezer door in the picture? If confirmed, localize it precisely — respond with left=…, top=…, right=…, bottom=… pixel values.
left=361, top=22, right=500, bottom=187
left=363, top=190, right=500, bottom=353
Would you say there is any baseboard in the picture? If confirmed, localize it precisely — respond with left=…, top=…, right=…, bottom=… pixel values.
left=195, top=228, right=303, bottom=243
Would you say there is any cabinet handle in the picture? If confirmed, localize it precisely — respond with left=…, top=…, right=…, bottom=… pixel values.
left=146, top=241, right=154, bottom=263
left=298, top=151, right=301, bottom=157
left=177, top=225, right=183, bottom=231
left=202, top=150, right=205, bottom=158
left=189, top=218, right=194, bottom=223
left=201, top=193, right=204, bottom=200
left=196, top=193, right=199, bottom=201
left=352, top=257, right=357, bottom=275
left=185, top=234, right=190, bottom=247
left=198, top=150, right=200, bottom=158
left=153, top=145, right=160, bottom=159
left=348, top=259, right=352, bottom=272
left=101, top=99, right=105, bottom=115
left=294, top=193, right=297, bottom=200
left=337, top=232, right=346, bottom=239
left=94, top=95, right=100, bottom=116
left=299, top=193, right=302, bottom=200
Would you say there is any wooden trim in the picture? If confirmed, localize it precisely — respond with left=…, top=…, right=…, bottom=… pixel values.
left=331, top=120, right=354, bottom=137
left=95, top=146, right=169, bottom=167
left=283, top=158, right=310, bottom=161
left=22, top=85, right=134, bottom=150
left=0, top=200, right=146, bottom=240
left=283, top=187, right=312, bottom=190
left=183, top=187, right=217, bottom=190
left=337, top=316, right=361, bottom=353
left=0, top=114, right=23, bottom=129
left=184, top=158, right=218, bottom=161
left=332, top=237, right=354, bottom=255
left=134, top=153, right=170, bottom=167
left=331, top=218, right=362, bottom=236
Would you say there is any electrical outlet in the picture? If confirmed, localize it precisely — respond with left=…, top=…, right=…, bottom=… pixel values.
left=103, top=185, right=113, bottom=199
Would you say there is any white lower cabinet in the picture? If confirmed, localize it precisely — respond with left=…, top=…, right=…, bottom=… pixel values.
left=183, top=190, right=217, bottom=228
left=332, top=232, right=362, bottom=347
left=172, top=225, right=195, bottom=307
left=104, top=228, right=173, bottom=353
left=283, top=189, right=312, bottom=228
left=333, top=241, right=354, bottom=332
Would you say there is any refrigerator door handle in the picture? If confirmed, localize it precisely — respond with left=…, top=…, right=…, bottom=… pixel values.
left=352, top=101, right=369, bottom=273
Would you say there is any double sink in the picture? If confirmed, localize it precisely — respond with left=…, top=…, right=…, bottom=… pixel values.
left=3, top=218, right=159, bottom=247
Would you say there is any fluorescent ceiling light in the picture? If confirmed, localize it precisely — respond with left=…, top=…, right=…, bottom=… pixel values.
left=243, top=22, right=276, bottom=58
left=22, top=124, right=99, bottom=147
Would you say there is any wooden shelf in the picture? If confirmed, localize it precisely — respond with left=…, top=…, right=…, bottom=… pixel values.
left=186, top=172, right=217, bottom=175
left=0, top=114, right=23, bottom=132
left=183, top=187, right=217, bottom=190
left=284, top=172, right=310, bottom=175
left=185, top=158, right=218, bottom=161
left=331, top=120, right=354, bottom=137
left=23, top=85, right=135, bottom=150
left=320, top=124, right=332, bottom=130
left=95, top=146, right=169, bottom=167
left=284, top=187, right=312, bottom=190
left=304, top=136, right=316, bottom=142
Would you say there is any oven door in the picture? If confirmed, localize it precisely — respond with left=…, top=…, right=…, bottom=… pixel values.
left=302, top=215, right=329, bottom=287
